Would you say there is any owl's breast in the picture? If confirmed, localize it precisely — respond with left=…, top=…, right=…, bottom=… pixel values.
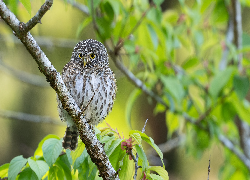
left=70, top=71, right=116, bottom=125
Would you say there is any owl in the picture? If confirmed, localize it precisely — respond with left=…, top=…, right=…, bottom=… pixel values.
left=57, top=39, right=117, bottom=150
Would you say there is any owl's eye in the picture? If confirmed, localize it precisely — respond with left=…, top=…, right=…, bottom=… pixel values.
left=79, top=53, right=83, bottom=58
left=90, top=53, right=95, bottom=59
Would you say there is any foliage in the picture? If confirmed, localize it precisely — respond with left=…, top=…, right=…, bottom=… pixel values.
left=1, top=0, right=250, bottom=179
left=0, top=130, right=168, bottom=180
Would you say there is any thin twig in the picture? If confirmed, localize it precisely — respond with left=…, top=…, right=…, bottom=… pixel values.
left=133, top=119, right=149, bottom=180
left=114, top=4, right=153, bottom=55
left=21, top=0, right=53, bottom=34
left=207, top=157, right=210, bottom=180
left=64, top=0, right=89, bottom=15
left=195, top=88, right=233, bottom=124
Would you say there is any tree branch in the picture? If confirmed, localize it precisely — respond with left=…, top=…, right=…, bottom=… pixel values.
left=231, top=0, right=242, bottom=72
left=110, top=54, right=167, bottom=107
left=0, top=58, right=49, bottom=87
left=21, top=0, right=53, bottom=33
left=0, top=34, right=78, bottom=48
left=0, top=109, right=62, bottom=125
left=0, top=1, right=119, bottom=179
left=219, top=134, right=250, bottom=169
left=64, top=0, right=89, bottom=15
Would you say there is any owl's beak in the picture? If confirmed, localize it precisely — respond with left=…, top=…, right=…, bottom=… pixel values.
left=83, top=57, right=89, bottom=67
left=83, top=58, right=87, bottom=67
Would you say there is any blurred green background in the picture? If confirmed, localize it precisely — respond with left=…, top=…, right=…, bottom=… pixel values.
left=2, top=0, right=250, bottom=179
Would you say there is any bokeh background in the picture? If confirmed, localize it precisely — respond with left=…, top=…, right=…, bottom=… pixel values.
left=1, top=0, right=250, bottom=179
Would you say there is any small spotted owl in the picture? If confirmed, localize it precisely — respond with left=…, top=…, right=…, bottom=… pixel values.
left=57, top=39, right=117, bottom=150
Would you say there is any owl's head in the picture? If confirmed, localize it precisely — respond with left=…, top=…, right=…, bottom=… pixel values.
left=72, top=39, right=109, bottom=69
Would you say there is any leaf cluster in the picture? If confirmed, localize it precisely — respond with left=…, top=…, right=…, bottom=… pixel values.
left=0, top=129, right=168, bottom=180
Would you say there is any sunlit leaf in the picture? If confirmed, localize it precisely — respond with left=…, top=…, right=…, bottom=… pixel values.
left=209, top=67, right=234, bottom=98
left=42, top=138, right=63, bottom=167
left=70, top=141, right=85, bottom=166
left=166, top=111, right=179, bottom=137
left=161, top=75, right=185, bottom=104
left=8, top=155, right=27, bottom=180
left=0, top=163, right=9, bottom=178
left=28, top=158, right=49, bottom=179
left=34, top=134, right=60, bottom=159
left=109, top=144, right=126, bottom=170
left=48, top=165, right=64, bottom=180
left=135, top=144, right=148, bottom=171
left=148, top=166, right=169, bottom=180
left=106, top=139, right=123, bottom=157
left=147, top=24, right=158, bottom=49
left=130, top=132, right=142, bottom=146
left=148, top=173, right=164, bottom=180
left=119, top=155, right=134, bottom=180
left=182, top=57, right=199, bottom=70
left=129, top=130, right=164, bottom=168
left=54, top=159, right=72, bottom=180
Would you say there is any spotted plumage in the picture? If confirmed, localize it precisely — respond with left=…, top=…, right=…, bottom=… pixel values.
left=57, top=39, right=117, bottom=150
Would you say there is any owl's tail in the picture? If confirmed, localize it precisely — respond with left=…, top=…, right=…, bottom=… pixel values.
left=62, top=126, right=78, bottom=151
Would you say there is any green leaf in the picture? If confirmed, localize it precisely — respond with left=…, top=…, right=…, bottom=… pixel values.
left=54, top=159, right=72, bottom=180
left=135, top=144, right=148, bottom=171
left=242, top=33, right=250, bottom=47
left=107, top=0, right=120, bottom=19
left=72, top=148, right=87, bottom=170
left=8, top=155, right=28, bottom=180
left=109, top=144, right=126, bottom=170
left=166, top=111, right=179, bottom=137
left=161, top=75, right=185, bottom=104
left=152, top=0, right=164, bottom=6
left=129, top=130, right=165, bottom=168
left=102, top=1, right=115, bottom=21
left=18, top=168, right=39, bottom=180
left=28, top=158, right=49, bottom=179
left=221, top=101, right=237, bottom=121
left=48, top=165, right=64, bottom=180
left=130, top=132, right=142, bottom=146
left=106, top=139, right=123, bottom=157
left=125, top=89, right=142, bottom=129
left=76, top=17, right=92, bottom=38
left=211, top=0, right=228, bottom=24
left=42, top=138, right=63, bottom=167
left=0, top=163, right=9, bottom=178
left=101, top=135, right=115, bottom=152
left=71, top=141, right=85, bottom=166
left=148, top=173, right=164, bottom=180
left=148, top=166, right=169, bottom=180
left=119, top=155, right=134, bottom=180
left=233, top=75, right=249, bottom=100
left=231, top=94, right=250, bottom=124
left=19, top=0, right=31, bottom=15
left=182, top=57, right=199, bottom=70
left=209, top=67, right=234, bottom=98
left=147, top=24, right=158, bottom=49
left=34, top=134, right=60, bottom=158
